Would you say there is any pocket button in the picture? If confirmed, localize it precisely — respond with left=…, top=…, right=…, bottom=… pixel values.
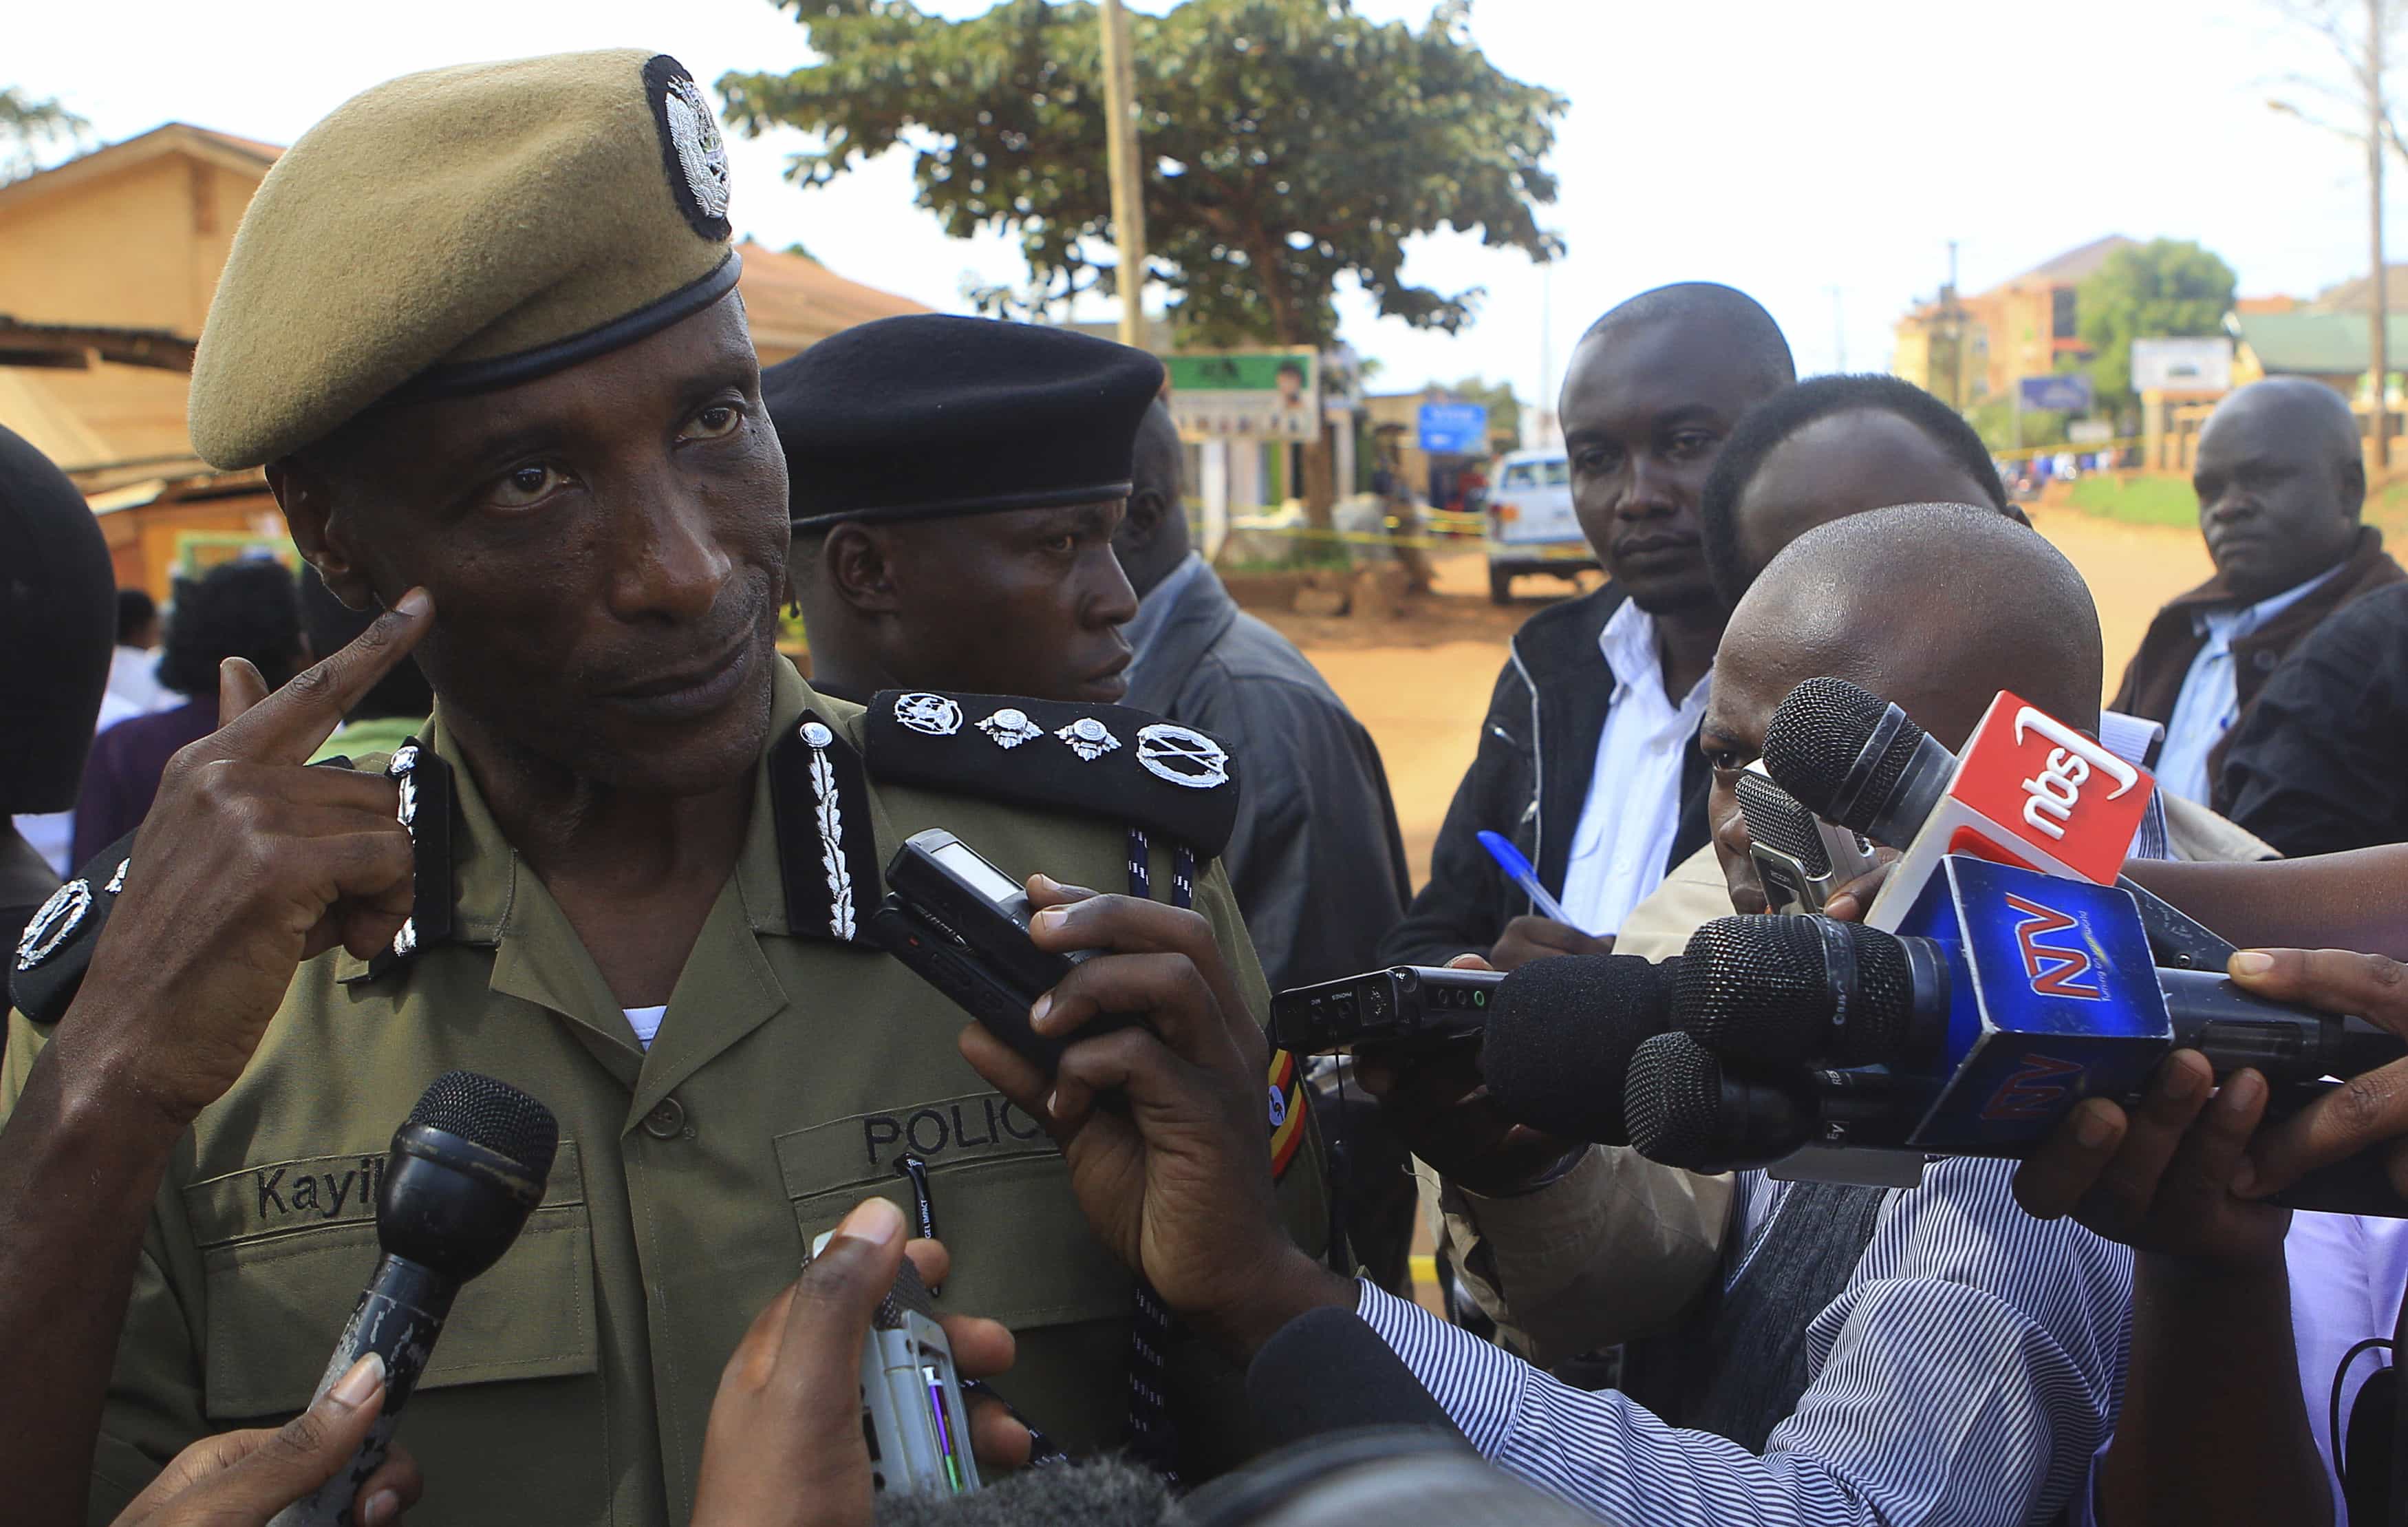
left=643, top=1096, right=687, bottom=1140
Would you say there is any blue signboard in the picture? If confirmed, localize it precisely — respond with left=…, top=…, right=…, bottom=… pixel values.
left=2017, top=374, right=2094, bottom=414
left=1418, top=402, right=1490, bottom=454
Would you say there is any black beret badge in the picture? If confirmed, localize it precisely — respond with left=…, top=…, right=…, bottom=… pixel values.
left=643, top=54, right=732, bottom=241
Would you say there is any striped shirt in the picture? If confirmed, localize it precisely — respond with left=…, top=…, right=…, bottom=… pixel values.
left=1357, top=1157, right=2133, bottom=1526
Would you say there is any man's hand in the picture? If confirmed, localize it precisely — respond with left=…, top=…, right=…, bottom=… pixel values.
left=1486, top=916, right=1611, bottom=972
left=1820, top=851, right=1898, bottom=924
left=54, top=590, right=433, bottom=1131
left=109, top=1354, right=422, bottom=1527
left=690, top=1198, right=1027, bottom=1527
left=1354, top=954, right=1582, bottom=1196
left=957, top=877, right=1355, bottom=1359
left=2231, top=948, right=2408, bottom=1202
left=2013, top=1051, right=2288, bottom=1268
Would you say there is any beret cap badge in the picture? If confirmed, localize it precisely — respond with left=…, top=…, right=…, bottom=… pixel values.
left=646, top=54, right=732, bottom=239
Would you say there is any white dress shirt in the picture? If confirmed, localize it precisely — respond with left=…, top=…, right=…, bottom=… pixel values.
left=2157, top=563, right=2347, bottom=804
left=1554, top=598, right=1712, bottom=937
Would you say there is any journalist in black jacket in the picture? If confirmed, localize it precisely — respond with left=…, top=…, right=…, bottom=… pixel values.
left=1375, top=283, right=1795, bottom=974
left=1378, top=581, right=1712, bottom=968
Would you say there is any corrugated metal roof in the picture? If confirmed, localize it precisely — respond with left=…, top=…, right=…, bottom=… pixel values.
left=2230, top=310, right=2408, bottom=373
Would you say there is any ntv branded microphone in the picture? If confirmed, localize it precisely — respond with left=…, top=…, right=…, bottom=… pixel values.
left=1474, top=953, right=1678, bottom=1146
left=1760, top=679, right=2232, bottom=971
left=268, top=1072, right=559, bottom=1527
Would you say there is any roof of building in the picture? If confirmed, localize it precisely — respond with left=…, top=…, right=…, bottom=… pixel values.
left=2307, top=265, right=2408, bottom=312
left=1987, top=235, right=2139, bottom=293
left=2228, top=309, right=2408, bottom=374
left=0, top=122, right=280, bottom=215
left=733, top=239, right=932, bottom=357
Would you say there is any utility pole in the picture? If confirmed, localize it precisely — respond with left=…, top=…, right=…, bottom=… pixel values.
left=2374, top=0, right=2392, bottom=469
left=1945, top=239, right=1963, bottom=411
left=1099, top=0, right=1148, bottom=349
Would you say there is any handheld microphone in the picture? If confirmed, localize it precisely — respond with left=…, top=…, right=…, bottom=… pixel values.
left=1475, top=954, right=1678, bottom=1146
left=1675, top=861, right=2407, bottom=1153
left=268, top=1072, right=559, bottom=1527
left=1734, top=765, right=1878, bottom=916
left=1679, top=910, right=2403, bottom=1087
left=1761, top=679, right=2232, bottom=971
left=1622, top=1031, right=1931, bottom=1170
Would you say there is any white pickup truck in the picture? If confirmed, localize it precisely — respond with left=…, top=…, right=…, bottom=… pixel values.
left=1481, top=448, right=1596, bottom=604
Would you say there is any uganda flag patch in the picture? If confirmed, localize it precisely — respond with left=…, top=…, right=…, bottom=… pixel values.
left=1267, top=1047, right=1308, bottom=1182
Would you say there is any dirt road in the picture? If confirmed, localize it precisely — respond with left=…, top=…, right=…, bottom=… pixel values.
left=1255, top=506, right=2209, bottom=887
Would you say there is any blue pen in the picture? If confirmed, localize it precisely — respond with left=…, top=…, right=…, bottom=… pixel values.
left=1475, top=830, right=1585, bottom=932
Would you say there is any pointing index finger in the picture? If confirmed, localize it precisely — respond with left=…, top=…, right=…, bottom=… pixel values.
left=213, top=588, right=433, bottom=765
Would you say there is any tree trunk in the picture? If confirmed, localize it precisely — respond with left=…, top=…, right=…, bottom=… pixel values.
left=1302, top=431, right=1335, bottom=531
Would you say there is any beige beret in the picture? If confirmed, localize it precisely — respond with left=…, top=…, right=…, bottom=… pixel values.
left=189, top=49, right=738, bottom=468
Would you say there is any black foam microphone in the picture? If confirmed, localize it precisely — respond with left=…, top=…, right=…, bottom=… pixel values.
left=1676, top=914, right=2402, bottom=1087
left=1246, top=1305, right=1462, bottom=1447
left=269, top=1072, right=559, bottom=1527
left=1622, top=1031, right=1924, bottom=1170
left=1478, top=953, right=1678, bottom=1146
left=1677, top=915, right=1945, bottom=1067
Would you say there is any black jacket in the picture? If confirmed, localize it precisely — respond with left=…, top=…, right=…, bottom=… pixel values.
left=1123, top=564, right=1412, bottom=994
left=2219, top=581, right=2408, bottom=857
left=1377, top=584, right=1712, bottom=968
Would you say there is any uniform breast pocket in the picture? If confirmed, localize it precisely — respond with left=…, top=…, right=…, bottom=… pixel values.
left=773, top=1092, right=1132, bottom=1330
left=181, top=1143, right=605, bottom=1524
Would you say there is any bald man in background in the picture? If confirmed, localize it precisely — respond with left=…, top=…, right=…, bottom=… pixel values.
left=2114, top=377, right=2402, bottom=809
left=1161, top=508, right=2135, bottom=1526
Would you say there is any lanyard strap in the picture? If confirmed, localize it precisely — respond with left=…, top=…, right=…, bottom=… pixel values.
left=1122, top=824, right=1190, bottom=1482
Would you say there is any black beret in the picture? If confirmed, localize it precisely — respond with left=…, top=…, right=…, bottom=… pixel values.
left=0, top=425, right=114, bottom=813
left=765, top=314, right=1166, bottom=530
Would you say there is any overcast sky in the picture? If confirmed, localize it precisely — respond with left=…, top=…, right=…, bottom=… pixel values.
left=13, top=0, right=2396, bottom=407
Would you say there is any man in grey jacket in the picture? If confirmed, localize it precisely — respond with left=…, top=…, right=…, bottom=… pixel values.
left=1115, top=402, right=1414, bottom=992
left=1115, top=401, right=1419, bottom=1290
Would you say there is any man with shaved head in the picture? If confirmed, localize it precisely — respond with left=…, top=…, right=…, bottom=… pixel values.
left=2115, top=376, right=2402, bottom=807
left=1135, top=503, right=2136, bottom=1526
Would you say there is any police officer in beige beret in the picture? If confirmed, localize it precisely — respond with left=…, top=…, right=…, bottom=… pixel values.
left=0, top=49, right=1324, bottom=1526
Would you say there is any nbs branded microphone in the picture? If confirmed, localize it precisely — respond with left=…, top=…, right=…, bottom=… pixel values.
left=1761, top=678, right=2233, bottom=970
left=269, top=1071, right=559, bottom=1527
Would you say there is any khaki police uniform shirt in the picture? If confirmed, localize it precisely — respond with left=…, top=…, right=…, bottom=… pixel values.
left=2, top=659, right=1326, bottom=1526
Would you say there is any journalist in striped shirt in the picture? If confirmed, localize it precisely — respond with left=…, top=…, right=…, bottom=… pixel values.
left=963, top=891, right=2133, bottom=1526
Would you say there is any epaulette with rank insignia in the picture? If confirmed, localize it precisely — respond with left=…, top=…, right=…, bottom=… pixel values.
left=10, top=831, right=136, bottom=1025
left=861, top=690, right=1239, bottom=861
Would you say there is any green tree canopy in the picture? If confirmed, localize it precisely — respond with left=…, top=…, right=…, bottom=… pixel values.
left=718, top=0, right=1566, bottom=348
left=2075, top=237, right=2237, bottom=409
left=1, top=87, right=89, bottom=182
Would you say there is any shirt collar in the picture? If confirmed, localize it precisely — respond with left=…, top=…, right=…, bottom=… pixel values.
left=416, top=653, right=848, bottom=947
left=1122, top=551, right=1207, bottom=672
left=1597, top=595, right=1712, bottom=709
left=2194, top=557, right=2352, bottom=641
